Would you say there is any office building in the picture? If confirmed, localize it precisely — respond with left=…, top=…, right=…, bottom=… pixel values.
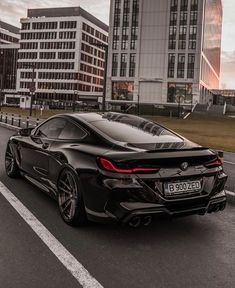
left=0, top=21, right=20, bottom=106
left=17, top=7, right=108, bottom=107
left=106, top=0, right=222, bottom=107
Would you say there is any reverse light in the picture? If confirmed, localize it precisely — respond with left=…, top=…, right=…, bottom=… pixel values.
left=97, top=157, right=160, bottom=174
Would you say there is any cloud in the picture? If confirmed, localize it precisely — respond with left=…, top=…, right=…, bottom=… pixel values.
left=221, top=50, right=235, bottom=63
left=0, top=0, right=110, bottom=27
left=220, top=50, right=235, bottom=89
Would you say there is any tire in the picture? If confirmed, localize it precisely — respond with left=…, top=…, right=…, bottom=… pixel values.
left=5, top=142, right=20, bottom=178
left=57, top=168, right=88, bottom=226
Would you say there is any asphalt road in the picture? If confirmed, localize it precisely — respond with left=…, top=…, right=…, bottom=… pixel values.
left=224, top=152, right=235, bottom=192
left=0, top=126, right=234, bottom=288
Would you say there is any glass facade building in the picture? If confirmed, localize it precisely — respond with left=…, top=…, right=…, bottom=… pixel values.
left=107, top=0, right=223, bottom=107
left=201, top=0, right=222, bottom=88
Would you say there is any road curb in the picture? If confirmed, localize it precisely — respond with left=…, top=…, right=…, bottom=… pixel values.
left=0, top=122, right=20, bottom=131
left=226, top=190, right=235, bottom=205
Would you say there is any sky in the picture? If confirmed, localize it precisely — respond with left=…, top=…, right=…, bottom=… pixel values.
left=0, top=0, right=234, bottom=89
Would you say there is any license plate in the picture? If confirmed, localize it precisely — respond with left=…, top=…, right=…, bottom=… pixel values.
left=164, top=180, right=201, bottom=196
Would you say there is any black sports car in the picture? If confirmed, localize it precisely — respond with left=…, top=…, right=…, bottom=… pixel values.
left=5, top=112, right=227, bottom=227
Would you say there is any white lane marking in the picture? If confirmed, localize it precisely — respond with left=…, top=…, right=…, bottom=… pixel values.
left=224, top=161, right=235, bottom=165
left=226, top=190, right=235, bottom=196
left=0, top=181, right=103, bottom=288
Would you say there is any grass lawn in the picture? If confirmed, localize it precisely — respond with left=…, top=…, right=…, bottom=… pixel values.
left=149, top=114, right=235, bottom=153
left=1, top=107, right=234, bottom=152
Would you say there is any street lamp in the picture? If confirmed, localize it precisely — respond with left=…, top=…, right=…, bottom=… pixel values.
left=90, top=42, right=108, bottom=113
left=27, top=64, right=36, bottom=117
left=137, top=94, right=140, bottom=115
left=73, top=90, right=79, bottom=112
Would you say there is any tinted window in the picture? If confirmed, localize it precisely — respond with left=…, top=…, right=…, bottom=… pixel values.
left=36, top=118, right=66, bottom=139
left=91, top=116, right=183, bottom=144
left=58, top=121, right=87, bottom=140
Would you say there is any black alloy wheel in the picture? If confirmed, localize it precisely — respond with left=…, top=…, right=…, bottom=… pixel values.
left=5, top=143, right=20, bottom=178
left=57, top=168, right=87, bottom=226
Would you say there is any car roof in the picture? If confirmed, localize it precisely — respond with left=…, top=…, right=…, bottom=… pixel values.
left=69, top=112, right=145, bottom=124
left=70, top=112, right=104, bottom=123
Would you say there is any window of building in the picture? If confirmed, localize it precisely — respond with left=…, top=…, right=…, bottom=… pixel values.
left=189, top=25, right=197, bottom=39
left=178, top=40, right=186, bottom=49
left=168, top=54, right=175, bottom=78
left=169, top=26, right=177, bottom=40
left=177, top=54, right=185, bottom=78
left=179, top=26, right=187, bottom=40
left=167, top=83, right=192, bottom=103
left=191, top=0, right=198, bottom=11
left=112, top=53, right=118, bottom=76
left=60, top=21, right=77, bottom=29
left=170, top=0, right=178, bottom=11
left=112, top=81, right=134, bottom=101
left=190, top=11, right=197, bottom=25
left=121, top=0, right=130, bottom=50
left=187, top=53, right=195, bottom=78
left=188, top=40, right=196, bottom=49
left=180, top=0, right=188, bottom=11
left=121, top=27, right=129, bottom=50
left=130, top=0, right=139, bottom=50
left=120, top=53, right=127, bottom=77
left=113, top=0, right=121, bottom=49
left=170, top=12, right=178, bottom=26
left=169, top=40, right=176, bottom=50
left=180, top=11, right=187, bottom=25
left=22, top=23, right=30, bottom=30
left=129, top=53, right=136, bottom=77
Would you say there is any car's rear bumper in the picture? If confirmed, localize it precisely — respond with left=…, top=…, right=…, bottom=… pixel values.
left=82, top=170, right=227, bottom=224
left=120, top=190, right=227, bottom=223
left=85, top=190, right=227, bottom=224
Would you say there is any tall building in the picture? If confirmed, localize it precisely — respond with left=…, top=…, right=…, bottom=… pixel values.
left=17, top=7, right=108, bottom=108
left=106, top=0, right=222, bottom=108
left=0, top=21, right=20, bottom=106
left=0, top=20, right=20, bottom=44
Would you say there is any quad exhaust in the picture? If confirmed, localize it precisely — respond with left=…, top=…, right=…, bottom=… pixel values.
left=207, top=202, right=226, bottom=213
left=128, top=215, right=152, bottom=227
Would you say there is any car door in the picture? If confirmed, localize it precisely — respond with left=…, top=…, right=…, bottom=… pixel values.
left=19, top=117, right=67, bottom=182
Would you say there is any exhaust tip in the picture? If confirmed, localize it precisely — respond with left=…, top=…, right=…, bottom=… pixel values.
left=128, top=216, right=141, bottom=228
left=142, top=215, right=152, bottom=226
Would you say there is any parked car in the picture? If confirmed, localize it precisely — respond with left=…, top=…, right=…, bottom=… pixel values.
left=5, top=112, right=227, bottom=227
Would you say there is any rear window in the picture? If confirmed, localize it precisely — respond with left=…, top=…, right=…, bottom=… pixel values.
left=90, top=117, right=183, bottom=145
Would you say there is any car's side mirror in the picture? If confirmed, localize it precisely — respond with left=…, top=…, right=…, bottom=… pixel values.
left=19, top=128, right=33, bottom=137
left=30, top=135, right=43, bottom=144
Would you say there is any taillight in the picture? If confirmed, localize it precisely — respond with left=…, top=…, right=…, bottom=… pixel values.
left=97, top=157, right=160, bottom=174
left=204, top=158, right=222, bottom=168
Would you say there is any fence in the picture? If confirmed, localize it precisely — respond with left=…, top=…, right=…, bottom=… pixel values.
left=0, top=112, right=41, bottom=129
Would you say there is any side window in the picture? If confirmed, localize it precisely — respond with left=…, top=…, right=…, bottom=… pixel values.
left=36, top=118, right=66, bottom=139
left=58, top=121, right=87, bottom=140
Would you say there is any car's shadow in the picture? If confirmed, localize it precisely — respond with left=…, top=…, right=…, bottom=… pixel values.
left=1, top=174, right=222, bottom=249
